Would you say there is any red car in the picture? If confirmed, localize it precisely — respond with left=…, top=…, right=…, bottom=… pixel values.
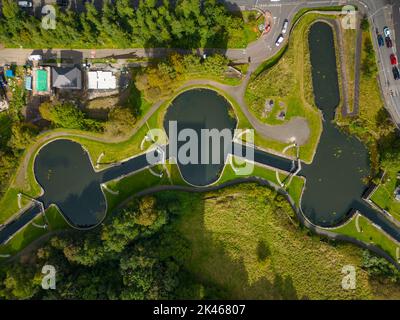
left=390, top=54, right=398, bottom=65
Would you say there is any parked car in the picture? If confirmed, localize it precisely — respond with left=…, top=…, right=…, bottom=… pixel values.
left=17, top=1, right=32, bottom=7
left=390, top=54, right=398, bottom=65
left=384, top=26, right=391, bottom=38
left=386, top=36, right=393, bottom=48
left=282, top=19, right=289, bottom=34
left=275, top=34, right=284, bottom=47
left=377, top=34, right=384, bottom=47
left=392, top=66, right=400, bottom=80
left=57, top=0, right=69, bottom=6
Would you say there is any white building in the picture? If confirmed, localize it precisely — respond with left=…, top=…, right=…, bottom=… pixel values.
left=87, top=71, right=117, bottom=90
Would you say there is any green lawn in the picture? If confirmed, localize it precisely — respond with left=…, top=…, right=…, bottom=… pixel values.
left=104, top=164, right=172, bottom=212
left=332, top=213, right=400, bottom=262
left=370, top=171, right=400, bottom=221
left=217, top=155, right=305, bottom=206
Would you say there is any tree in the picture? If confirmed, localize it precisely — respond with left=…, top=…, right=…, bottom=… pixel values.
left=105, top=107, right=136, bottom=137
left=0, top=265, right=39, bottom=299
left=39, top=101, right=103, bottom=132
left=7, top=122, right=38, bottom=153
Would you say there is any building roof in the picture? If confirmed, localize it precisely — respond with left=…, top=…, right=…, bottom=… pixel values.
left=52, top=67, right=82, bottom=89
left=5, top=69, right=14, bottom=78
left=87, top=71, right=117, bottom=90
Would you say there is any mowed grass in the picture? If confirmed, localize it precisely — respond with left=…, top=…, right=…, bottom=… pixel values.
left=370, top=171, right=400, bottom=222
left=167, top=184, right=378, bottom=299
left=245, top=13, right=330, bottom=163
left=217, top=155, right=305, bottom=206
left=332, top=213, right=400, bottom=262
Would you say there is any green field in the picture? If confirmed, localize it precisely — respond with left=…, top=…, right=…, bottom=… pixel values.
left=162, top=184, right=388, bottom=299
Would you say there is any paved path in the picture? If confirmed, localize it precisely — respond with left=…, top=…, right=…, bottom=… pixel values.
left=181, top=77, right=311, bottom=145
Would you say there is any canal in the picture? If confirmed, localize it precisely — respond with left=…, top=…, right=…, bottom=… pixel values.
left=301, top=21, right=371, bottom=226
left=303, top=21, right=400, bottom=243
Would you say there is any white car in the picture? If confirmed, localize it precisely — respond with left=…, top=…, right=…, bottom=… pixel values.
left=275, top=35, right=284, bottom=47
left=28, top=55, right=42, bottom=61
left=18, top=1, right=33, bottom=7
left=282, top=19, right=289, bottom=34
left=384, top=26, right=391, bottom=38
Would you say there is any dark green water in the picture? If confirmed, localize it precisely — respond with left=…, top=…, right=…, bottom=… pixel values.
left=301, top=22, right=371, bottom=226
left=163, top=89, right=237, bottom=186
left=34, top=139, right=151, bottom=228
left=34, top=140, right=107, bottom=228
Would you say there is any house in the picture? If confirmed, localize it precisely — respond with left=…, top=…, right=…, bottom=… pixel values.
left=52, top=67, right=82, bottom=90
left=87, top=71, right=117, bottom=90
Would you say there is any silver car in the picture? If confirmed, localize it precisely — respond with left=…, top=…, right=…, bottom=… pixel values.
left=282, top=19, right=289, bottom=34
left=18, top=1, right=33, bottom=7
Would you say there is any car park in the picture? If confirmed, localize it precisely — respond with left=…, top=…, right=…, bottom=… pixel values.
left=392, top=66, right=400, bottom=80
left=275, top=34, right=284, bottom=47
left=386, top=36, right=393, bottom=48
left=282, top=19, right=289, bottom=34
left=377, top=34, right=384, bottom=47
left=390, top=54, right=398, bottom=65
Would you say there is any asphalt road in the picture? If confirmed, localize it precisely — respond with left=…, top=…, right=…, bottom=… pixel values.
left=1, top=0, right=400, bottom=126
left=367, top=0, right=400, bottom=125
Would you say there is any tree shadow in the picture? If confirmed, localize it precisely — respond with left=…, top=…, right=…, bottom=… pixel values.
left=154, top=188, right=300, bottom=300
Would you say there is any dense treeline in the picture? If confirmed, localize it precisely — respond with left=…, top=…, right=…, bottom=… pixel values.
left=0, top=69, right=38, bottom=199
left=0, top=0, right=245, bottom=49
left=39, top=101, right=104, bottom=132
left=362, top=250, right=400, bottom=283
left=0, top=194, right=220, bottom=299
left=136, top=52, right=229, bottom=101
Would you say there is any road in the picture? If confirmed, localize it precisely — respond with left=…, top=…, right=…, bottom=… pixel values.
left=0, top=0, right=398, bottom=124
